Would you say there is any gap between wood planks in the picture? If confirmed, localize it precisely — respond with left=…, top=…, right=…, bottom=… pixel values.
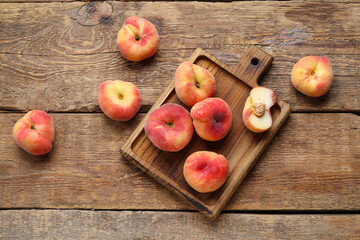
left=0, top=1, right=237, bottom=3
left=1, top=109, right=360, bottom=115
left=0, top=207, right=360, bottom=215
left=0, top=0, right=359, bottom=3
left=2, top=49, right=360, bottom=57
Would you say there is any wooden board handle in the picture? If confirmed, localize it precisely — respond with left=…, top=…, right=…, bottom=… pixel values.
left=233, top=46, right=274, bottom=87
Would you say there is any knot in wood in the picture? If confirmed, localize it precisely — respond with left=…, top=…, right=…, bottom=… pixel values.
left=76, top=2, right=113, bottom=26
left=254, top=103, right=266, bottom=117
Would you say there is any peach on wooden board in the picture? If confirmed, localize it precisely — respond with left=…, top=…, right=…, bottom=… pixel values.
left=98, top=80, right=142, bottom=121
left=117, top=16, right=159, bottom=62
left=183, top=151, right=229, bottom=193
left=144, top=103, right=194, bottom=152
left=291, top=55, right=333, bottom=97
left=13, top=110, right=55, bottom=155
left=242, top=87, right=277, bottom=133
left=190, top=97, right=232, bottom=141
left=175, top=61, right=216, bottom=107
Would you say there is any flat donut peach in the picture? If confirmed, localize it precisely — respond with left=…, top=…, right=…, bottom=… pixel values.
left=183, top=151, right=229, bottom=193
left=190, top=97, right=232, bottom=141
left=145, top=103, right=194, bottom=152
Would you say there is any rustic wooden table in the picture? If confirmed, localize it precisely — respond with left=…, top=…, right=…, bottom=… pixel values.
left=1, top=1, right=359, bottom=239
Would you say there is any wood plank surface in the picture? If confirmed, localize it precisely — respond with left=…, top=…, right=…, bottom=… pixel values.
left=1, top=210, right=359, bottom=239
left=1, top=113, right=359, bottom=210
left=1, top=0, right=359, bottom=3
left=1, top=0, right=358, bottom=236
left=0, top=2, right=359, bottom=112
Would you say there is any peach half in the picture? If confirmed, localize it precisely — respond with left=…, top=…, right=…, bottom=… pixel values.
left=144, top=103, right=194, bottom=152
left=242, top=87, right=277, bottom=133
left=175, top=61, right=216, bottom=107
left=183, top=151, right=229, bottom=193
left=13, top=110, right=55, bottom=155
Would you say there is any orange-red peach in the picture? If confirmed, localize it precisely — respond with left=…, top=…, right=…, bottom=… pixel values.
left=183, top=151, right=229, bottom=193
left=190, top=97, right=232, bottom=141
left=175, top=61, right=215, bottom=106
left=144, top=103, right=194, bottom=152
left=98, top=80, right=142, bottom=121
left=117, top=16, right=159, bottom=61
left=291, top=56, right=333, bottom=97
left=13, top=110, right=55, bottom=155
left=242, top=87, right=277, bottom=133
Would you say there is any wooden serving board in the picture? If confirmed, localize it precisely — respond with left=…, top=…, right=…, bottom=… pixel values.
left=120, top=46, right=291, bottom=219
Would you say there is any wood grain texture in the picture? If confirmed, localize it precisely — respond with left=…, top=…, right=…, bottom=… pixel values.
left=1, top=113, right=359, bottom=210
left=1, top=0, right=359, bottom=3
left=0, top=2, right=359, bottom=112
left=1, top=210, right=359, bottom=240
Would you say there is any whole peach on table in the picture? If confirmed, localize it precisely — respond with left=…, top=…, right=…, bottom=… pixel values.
left=242, top=86, right=277, bottom=133
left=175, top=61, right=216, bottom=106
left=98, top=80, right=142, bottom=121
left=13, top=110, right=55, bottom=155
left=144, top=103, right=194, bottom=152
left=117, top=16, right=160, bottom=61
left=183, top=151, right=229, bottom=193
left=190, top=97, right=232, bottom=141
left=291, top=55, right=333, bottom=97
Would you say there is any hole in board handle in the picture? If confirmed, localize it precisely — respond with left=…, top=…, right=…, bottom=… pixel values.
left=251, top=58, right=259, bottom=65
